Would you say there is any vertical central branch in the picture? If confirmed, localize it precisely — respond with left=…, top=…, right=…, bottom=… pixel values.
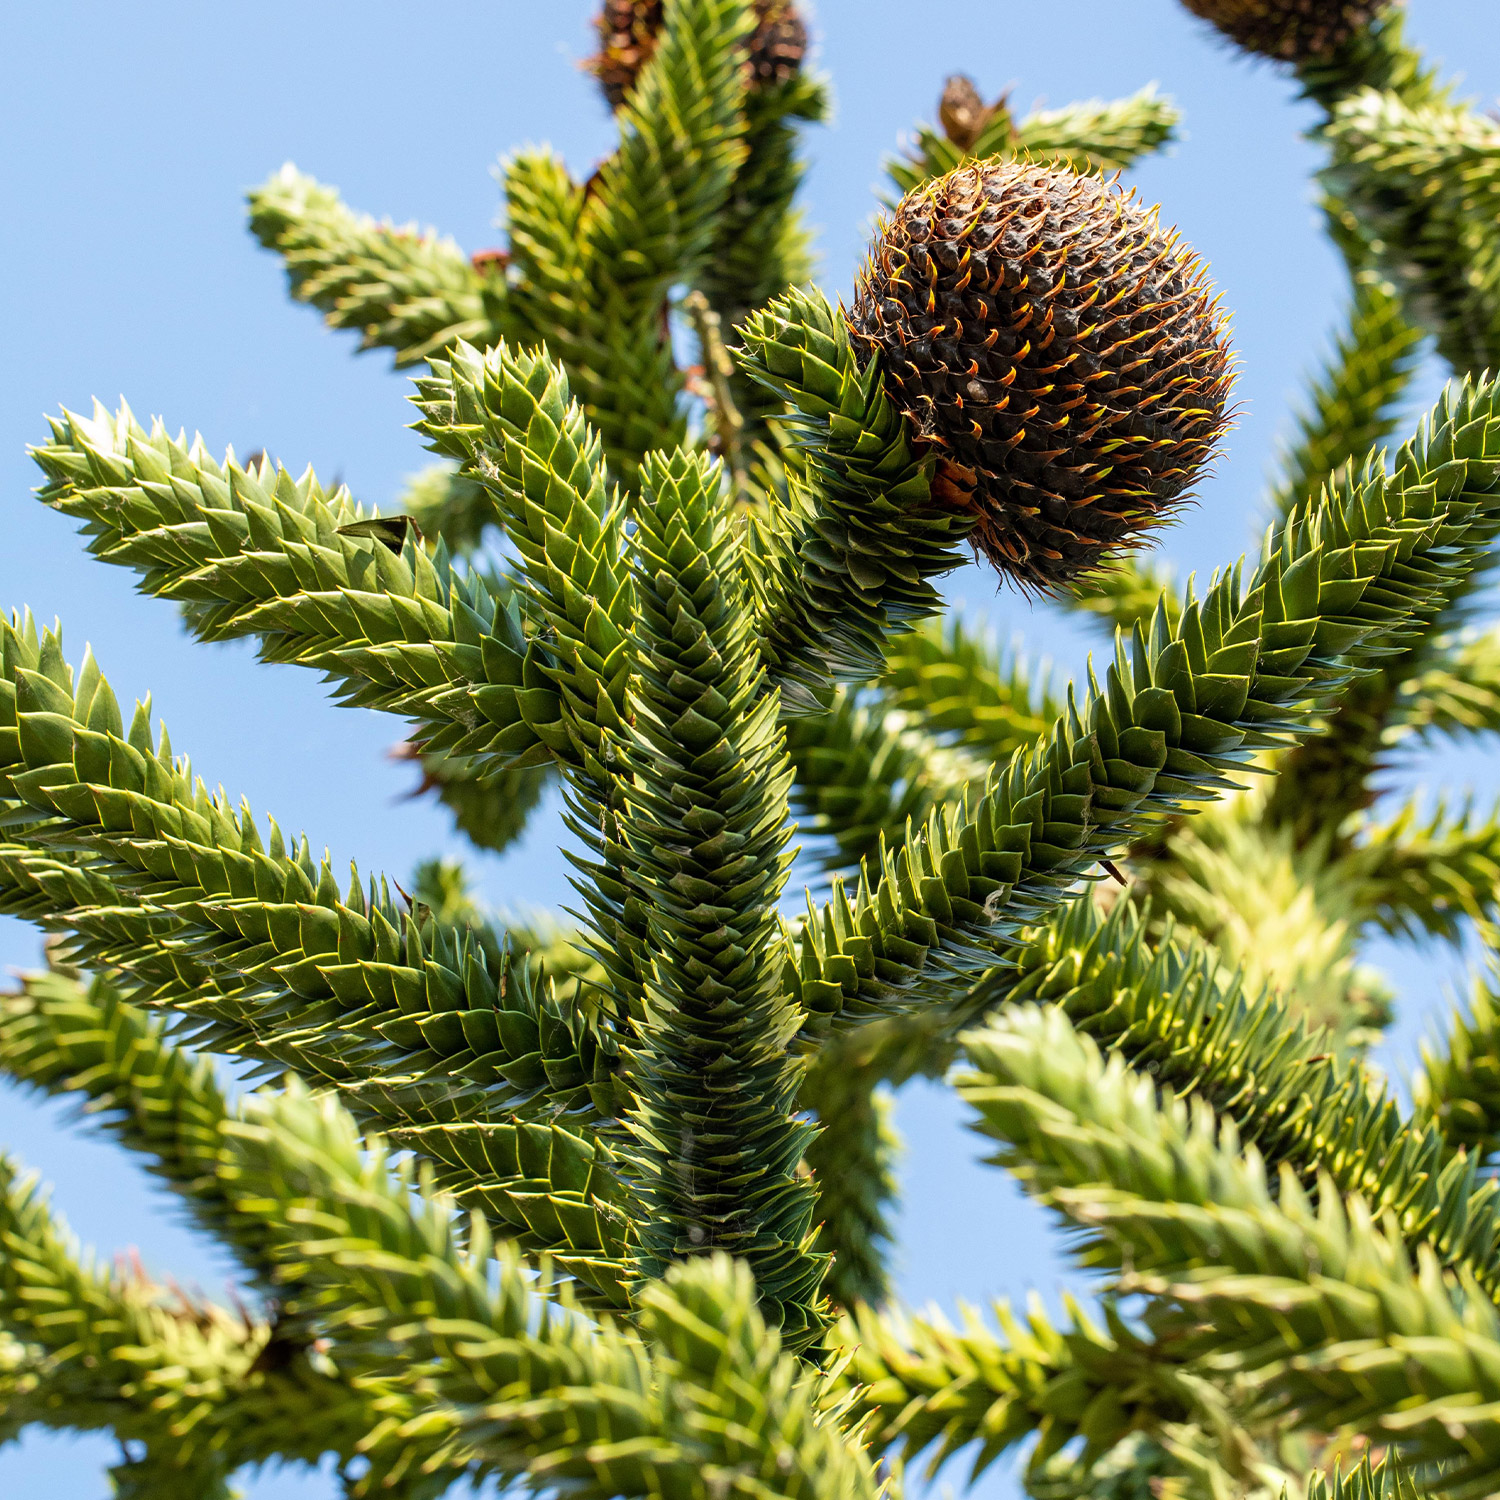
left=618, top=450, right=825, bottom=1349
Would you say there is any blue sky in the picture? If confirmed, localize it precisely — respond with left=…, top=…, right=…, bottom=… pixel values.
left=2, top=2, right=1499, bottom=1495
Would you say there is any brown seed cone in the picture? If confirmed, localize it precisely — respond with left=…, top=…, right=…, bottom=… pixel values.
left=588, top=0, right=807, bottom=111
left=1179, top=0, right=1390, bottom=62
left=938, top=74, right=993, bottom=152
left=848, top=161, right=1235, bottom=591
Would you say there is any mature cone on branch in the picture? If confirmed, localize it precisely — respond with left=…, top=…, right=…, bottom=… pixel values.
left=589, top=0, right=807, bottom=110
left=849, top=160, right=1234, bottom=590
left=1179, top=0, right=1391, bottom=62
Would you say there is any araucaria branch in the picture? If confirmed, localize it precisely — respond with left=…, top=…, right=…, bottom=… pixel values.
left=6, top=3, right=1500, bottom=1497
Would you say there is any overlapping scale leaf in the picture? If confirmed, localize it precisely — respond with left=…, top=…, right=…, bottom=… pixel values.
left=960, top=1005, right=1500, bottom=1494
left=247, top=164, right=500, bottom=366
left=1396, top=626, right=1500, bottom=741
left=834, top=1294, right=1197, bottom=1486
left=224, top=1082, right=879, bottom=1499
left=699, top=75, right=828, bottom=441
left=0, top=969, right=273, bottom=1285
left=508, top=0, right=757, bottom=484
left=737, top=288, right=972, bottom=704
left=878, top=619, right=1061, bottom=764
left=0, top=614, right=618, bottom=1128
left=1346, top=795, right=1500, bottom=940
left=798, top=1052, right=898, bottom=1309
left=0, top=1151, right=420, bottom=1493
left=30, top=402, right=545, bottom=774
left=1415, top=951, right=1500, bottom=1168
left=616, top=450, right=824, bottom=1347
left=779, top=373, right=1500, bottom=1039
left=411, top=339, right=652, bottom=1015
left=1321, top=88, right=1500, bottom=377
left=388, top=1116, right=631, bottom=1308
left=785, top=688, right=982, bottom=876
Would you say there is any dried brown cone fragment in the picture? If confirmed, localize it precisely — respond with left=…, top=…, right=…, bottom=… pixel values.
left=849, top=161, right=1235, bottom=591
left=939, top=74, right=998, bottom=153
left=1179, top=0, right=1391, bottom=62
left=588, top=0, right=807, bottom=111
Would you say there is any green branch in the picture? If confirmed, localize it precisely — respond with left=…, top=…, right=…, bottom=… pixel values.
left=1347, top=796, right=1500, bottom=940
left=616, top=450, right=823, bottom=1347
left=781, top=373, right=1500, bottom=1039
left=834, top=1294, right=1198, bottom=1487
left=878, top=619, right=1061, bottom=764
left=785, top=688, right=982, bottom=877
left=1415, top=952, right=1500, bottom=1167
left=0, top=970, right=271, bottom=1287
left=960, top=1005, right=1500, bottom=1491
left=0, top=1151, right=421, bottom=1494
left=1267, top=273, right=1425, bottom=525
left=1321, top=88, right=1500, bottom=377
left=0, top=614, right=617, bottom=1128
left=31, top=403, right=544, bottom=775
left=799, top=1055, right=898, bottom=1310
left=1395, top=626, right=1500, bottom=742
left=737, top=289, right=972, bottom=704
left=509, top=0, right=757, bottom=483
left=887, top=86, right=1179, bottom=200
left=412, top=338, right=651, bottom=1015
left=247, top=165, right=496, bottom=366
left=996, top=899, right=1500, bottom=1303
left=224, top=1081, right=879, bottom=1499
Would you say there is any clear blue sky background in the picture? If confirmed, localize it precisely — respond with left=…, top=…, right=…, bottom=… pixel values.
left=2, top=3, right=1499, bottom=1495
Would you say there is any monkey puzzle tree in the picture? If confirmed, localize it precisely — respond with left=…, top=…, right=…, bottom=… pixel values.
left=5, top=2, right=1500, bottom=1497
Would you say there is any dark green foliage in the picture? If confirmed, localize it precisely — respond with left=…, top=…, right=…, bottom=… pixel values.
left=1415, top=953, right=1500, bottom=1165
left=412, top=339, right=654, bottom=1018
left=699, top=75, right=829, bottom=441
left=784, top=374, right=1500, bottom=1038
left=878, top=619, right=1060, bottom=764
left=1295, top=6, right=1445, bottom=110
left=784, top=686, right=980, bottom=875
left=1397, top=627, right=1500, bottom=740
left=614, top=450, right=823, bottom=1346
left=505, top=0, right=755, bottom=484
left=401, top=750, right=552, bottom=859
left=225, top=1083, right=878, bottom=1499
left=737, top=288, right=972, bottom=702
left=1322, top=89, right=1500, bottom=376
left=0, top=1121, right=464, bottom=1497
left=995, top=899, right=1500, bottom=1303
left=0, top=614, right=618, bottom=1130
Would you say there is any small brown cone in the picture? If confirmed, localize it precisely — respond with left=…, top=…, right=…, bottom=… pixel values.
left=849, top=161, right=1235, bottom=592
left=587, top=0, right=807, bottom=112
left=938, top=74, right=1007, bottom=153
left=1179, top=0, right=1391, bottom=62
